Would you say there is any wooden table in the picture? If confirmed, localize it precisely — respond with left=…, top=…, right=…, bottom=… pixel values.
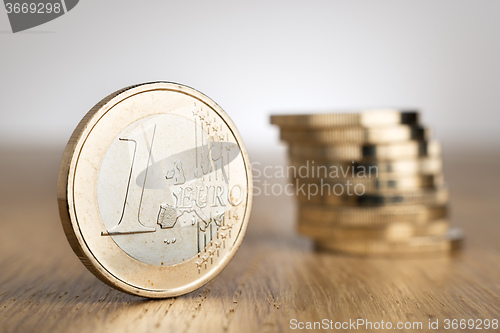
left=1, top=146, right=499, bottom=332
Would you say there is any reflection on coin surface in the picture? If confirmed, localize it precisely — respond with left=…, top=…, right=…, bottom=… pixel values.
left=58, top=82, right=253, bottom=298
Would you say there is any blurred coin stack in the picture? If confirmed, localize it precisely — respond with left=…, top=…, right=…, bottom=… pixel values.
left=271, top=109, right=463, bottom=256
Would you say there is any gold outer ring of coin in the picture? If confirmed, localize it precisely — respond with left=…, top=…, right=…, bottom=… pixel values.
left=297, top=204, right=448, bottom=226
left=292, top=174, right=444, bottom=190
left=57, top=82, right=253, bottom=298
left=314, top=228, right=464, bottom=256
left=296, top=187, right=449, bottom=206
left=270, top=109, right=419, bottom=128
left=287, top=157, right=443, bottom=175
left=288, top=141, right=441, bottom=161
left=297, top=218, right=449, bottom=241
left=279, top=125, right=431, bottom=144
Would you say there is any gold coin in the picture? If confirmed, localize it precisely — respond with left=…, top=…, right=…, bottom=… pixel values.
left=288, top=157, right=443, bottom=176
left=314, top=228, right=464, bottom=256
left=58, top=82, right=253, bottom=298
left=292, top=174, right=444, bottom=191
left=280, top=125, right=430, bottom=144
left=297, top=203, right=448, bottom=227
left=270, top=109, right=419, bottom=128
left=288, top=141, right=441, bottom=161
left=298, top=219, right=449, bottom=241
left=296, top=187, right=449, bottom=206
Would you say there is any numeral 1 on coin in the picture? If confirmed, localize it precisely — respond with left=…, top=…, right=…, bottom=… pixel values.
left=102, top=125, right=158, bottom=235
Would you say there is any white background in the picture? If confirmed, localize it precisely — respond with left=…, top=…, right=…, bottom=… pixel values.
left=1, top=0, right=499, bottom=152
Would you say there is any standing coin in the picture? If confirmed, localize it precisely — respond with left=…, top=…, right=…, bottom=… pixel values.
left=58, top=82, right=253, bottom=298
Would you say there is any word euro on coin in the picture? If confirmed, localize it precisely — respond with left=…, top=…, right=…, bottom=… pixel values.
left=58, top=82, right=253, bottom=298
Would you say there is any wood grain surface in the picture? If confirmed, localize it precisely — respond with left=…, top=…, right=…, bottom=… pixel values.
left=0, top=146, right=499, bottom=333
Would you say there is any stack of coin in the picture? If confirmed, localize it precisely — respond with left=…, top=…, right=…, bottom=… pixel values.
left=271, top=109, right=463, bottom=256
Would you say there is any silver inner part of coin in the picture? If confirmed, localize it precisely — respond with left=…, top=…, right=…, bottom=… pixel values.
left=97, top=110, right=246, bottom=266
